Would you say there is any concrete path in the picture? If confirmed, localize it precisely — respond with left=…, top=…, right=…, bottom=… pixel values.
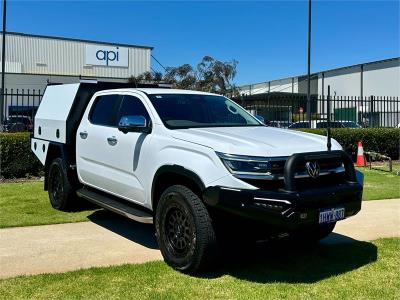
left=0, top=213, right=162, bottom=279
left=332, top=198, right=400, bottom=241
left=0, top=199, right=399, bottom=279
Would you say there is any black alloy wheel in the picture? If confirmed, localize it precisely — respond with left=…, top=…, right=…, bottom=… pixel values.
left=49, top=164, right=64, bottom=208
left=155, top=185, right=217, bottom=274
left=164, top=197, right=195, bottom=258
left=47, top=158, right=75, bottom=211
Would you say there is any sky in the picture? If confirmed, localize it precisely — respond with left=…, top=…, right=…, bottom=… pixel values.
left=4, top=0, right=400, bottom=85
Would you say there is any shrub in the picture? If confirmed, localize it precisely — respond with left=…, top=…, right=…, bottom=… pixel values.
left=297, top=128, right=400, bottom=159
left=0, top=129, right=399, bottom=179
left=0, top=132, right=43, bottom=178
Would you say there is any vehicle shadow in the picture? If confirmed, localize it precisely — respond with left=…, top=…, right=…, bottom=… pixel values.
left=87, top=210, right=377, bottom=283
left=204, top=233, right=377, bottom=283
left=87, top=209, right=158, bottom=249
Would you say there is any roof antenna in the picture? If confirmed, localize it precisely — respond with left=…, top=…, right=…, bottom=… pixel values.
left=327, top=85, right=332, bottom=151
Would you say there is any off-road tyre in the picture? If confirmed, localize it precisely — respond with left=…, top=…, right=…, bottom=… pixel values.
left=155, top=185, right=218, bottom=274
left=47, top=158, right=76, bottom=211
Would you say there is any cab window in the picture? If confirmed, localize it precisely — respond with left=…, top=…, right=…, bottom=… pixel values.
left=90, top=94, right=120, bottom=126
left=117, top=95, right=151, bottom=124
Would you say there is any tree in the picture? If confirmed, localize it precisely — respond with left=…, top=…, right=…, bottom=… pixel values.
left=128, top=56, right=239, bottom=96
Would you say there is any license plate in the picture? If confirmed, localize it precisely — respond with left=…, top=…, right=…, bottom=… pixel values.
left=319, top=207, right=345, bottom=224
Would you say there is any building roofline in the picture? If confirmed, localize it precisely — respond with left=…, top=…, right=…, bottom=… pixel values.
left=239, top=56, right=400, bottom=87
left=316, top=56, right=399, bottom=74
left=1, top=31, right=154, bottom=50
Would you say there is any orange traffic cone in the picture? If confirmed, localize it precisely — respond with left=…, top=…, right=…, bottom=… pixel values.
left=356, top=141, right=366, bottom=167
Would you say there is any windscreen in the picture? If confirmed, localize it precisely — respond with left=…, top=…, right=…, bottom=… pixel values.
left=148, top=94, right=261, bottom=129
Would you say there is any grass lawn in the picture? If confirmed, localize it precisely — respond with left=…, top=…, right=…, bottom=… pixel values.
left=0, top=181, right=96, bottom=229
left=0, top=238, right=398, bottom=299
left=0, top=167, right=398, bottom=228
left=357, top=167, right=400, bottom=200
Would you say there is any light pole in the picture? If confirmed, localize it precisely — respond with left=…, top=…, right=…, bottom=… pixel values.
left=1, top=0, right=6, bottom=123
left=306, top=0, right=312, bottom=126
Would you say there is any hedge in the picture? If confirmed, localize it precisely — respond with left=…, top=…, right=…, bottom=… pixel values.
left=0, top=132, right=43, bottom=178
left=298, top=128, right=400, bottom=159
left=0, top=129, right=399, bottom=179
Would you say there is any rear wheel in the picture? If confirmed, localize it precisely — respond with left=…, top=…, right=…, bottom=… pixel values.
left=48, top=158, right=76, bottom=211
left=155, top=185, right=217, bottom=274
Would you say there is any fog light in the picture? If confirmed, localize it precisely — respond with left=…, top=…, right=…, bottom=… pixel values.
left=254, top=202, right=284, bottom=211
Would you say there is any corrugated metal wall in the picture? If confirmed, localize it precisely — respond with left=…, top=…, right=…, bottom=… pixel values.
left=0, top=33, right=151, bottom=78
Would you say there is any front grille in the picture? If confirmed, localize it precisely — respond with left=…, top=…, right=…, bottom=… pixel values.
left=268, top=157, right=343, bottom=175
left=295, top=172, right=346, bottom=191
left=238, top=156, right=347, bottom=191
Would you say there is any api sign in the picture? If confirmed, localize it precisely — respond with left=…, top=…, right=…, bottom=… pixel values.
left=85, top=45, right=129, bottom=67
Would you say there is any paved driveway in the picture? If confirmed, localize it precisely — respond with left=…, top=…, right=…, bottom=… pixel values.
left=0, top=199, right=399, bottom=279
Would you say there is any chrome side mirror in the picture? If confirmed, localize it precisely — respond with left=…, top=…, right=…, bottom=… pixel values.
left=118, top=115, right=150, bottom=133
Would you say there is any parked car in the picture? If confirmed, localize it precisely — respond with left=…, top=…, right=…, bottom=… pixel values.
left=1, top=116, right=33, bottom=132
left=289, top=120, right=361, bottom=129
left=267, top=120, right=292, bottom=129
left=31, top=82, right=364, bottom=274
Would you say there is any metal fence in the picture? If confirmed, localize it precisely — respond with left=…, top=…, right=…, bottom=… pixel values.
left=1, top=89, right=399, bottom=131
left=235, top=93, right=400, bottom=128
left=1, top=89, right=43, bottom=132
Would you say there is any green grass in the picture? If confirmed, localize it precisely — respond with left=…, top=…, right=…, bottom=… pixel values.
left=0, top=181, right=96, bottom=228
left=0, top=238, right=398, bottom=299
left=357, top=167, right=400, bottom=200
left=0, top=167, right=398, bottom=228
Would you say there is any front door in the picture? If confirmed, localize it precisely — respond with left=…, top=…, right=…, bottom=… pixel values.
left=77, top=93, right=153, bottom=205
left=108, top=94, right=153, bottom=204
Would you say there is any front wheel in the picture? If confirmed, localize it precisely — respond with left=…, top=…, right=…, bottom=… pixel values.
left=155, top=185, right=217, bottom=274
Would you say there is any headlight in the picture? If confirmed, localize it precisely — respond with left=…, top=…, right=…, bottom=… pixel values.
left=216, top=152, right=274, bottom=175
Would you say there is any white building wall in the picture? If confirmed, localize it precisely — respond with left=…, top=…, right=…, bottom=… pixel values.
left=269, top=77, right=297, bottom=93
left=0, top=33, right=151, bottom=78
left=363, top=59, right=400, bottom=97
left=3, top=73, right=133, bottom=92
left=320, top=66, right=361, bottom=97
left=243, top=58, right=399, bottom=98
left=239, top=77, right=298, bottom=95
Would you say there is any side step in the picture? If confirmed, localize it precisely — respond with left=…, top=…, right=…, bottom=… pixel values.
left=77, top=187, right=153, bottom=224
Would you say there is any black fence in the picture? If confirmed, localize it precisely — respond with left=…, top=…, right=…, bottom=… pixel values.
left=1, top=89, right=399, bottom=131
left=1, top=89, right=43, bottom=132
left=235, top=93, right=400, bottom=128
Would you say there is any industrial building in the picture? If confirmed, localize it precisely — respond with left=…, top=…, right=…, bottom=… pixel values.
left=239, top=57, right=400, bottom=98
left=237, top=57, right=400, bottom=128
left=0, top=31, right=152, bottom=91
left=0, top=31, right=153, bottom=118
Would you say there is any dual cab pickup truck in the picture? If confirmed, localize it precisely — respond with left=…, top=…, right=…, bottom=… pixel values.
left=31, top=82, right=363, bottom=274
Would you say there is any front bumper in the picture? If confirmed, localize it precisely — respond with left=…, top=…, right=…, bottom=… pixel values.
left=203, top=151, right=364, bottom=231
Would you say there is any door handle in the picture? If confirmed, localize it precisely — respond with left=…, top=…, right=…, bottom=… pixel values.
left=79, top=131, right=88, bottom=139
left=107, top=136, right=118, bottom=146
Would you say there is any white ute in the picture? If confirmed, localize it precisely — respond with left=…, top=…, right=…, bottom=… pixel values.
left=31, top=82, right=364, bottom=274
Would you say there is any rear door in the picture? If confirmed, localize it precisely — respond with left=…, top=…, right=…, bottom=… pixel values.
left=76, top=93, right=123, bottom=194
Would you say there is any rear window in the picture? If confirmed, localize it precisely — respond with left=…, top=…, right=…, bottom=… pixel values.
left=90, top=95, right=120, bottom=126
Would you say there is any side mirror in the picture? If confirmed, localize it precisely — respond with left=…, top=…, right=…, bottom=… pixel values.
left=255, top=115, right=265, bottom=124
left=118, top=115, right=150, bottom=133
